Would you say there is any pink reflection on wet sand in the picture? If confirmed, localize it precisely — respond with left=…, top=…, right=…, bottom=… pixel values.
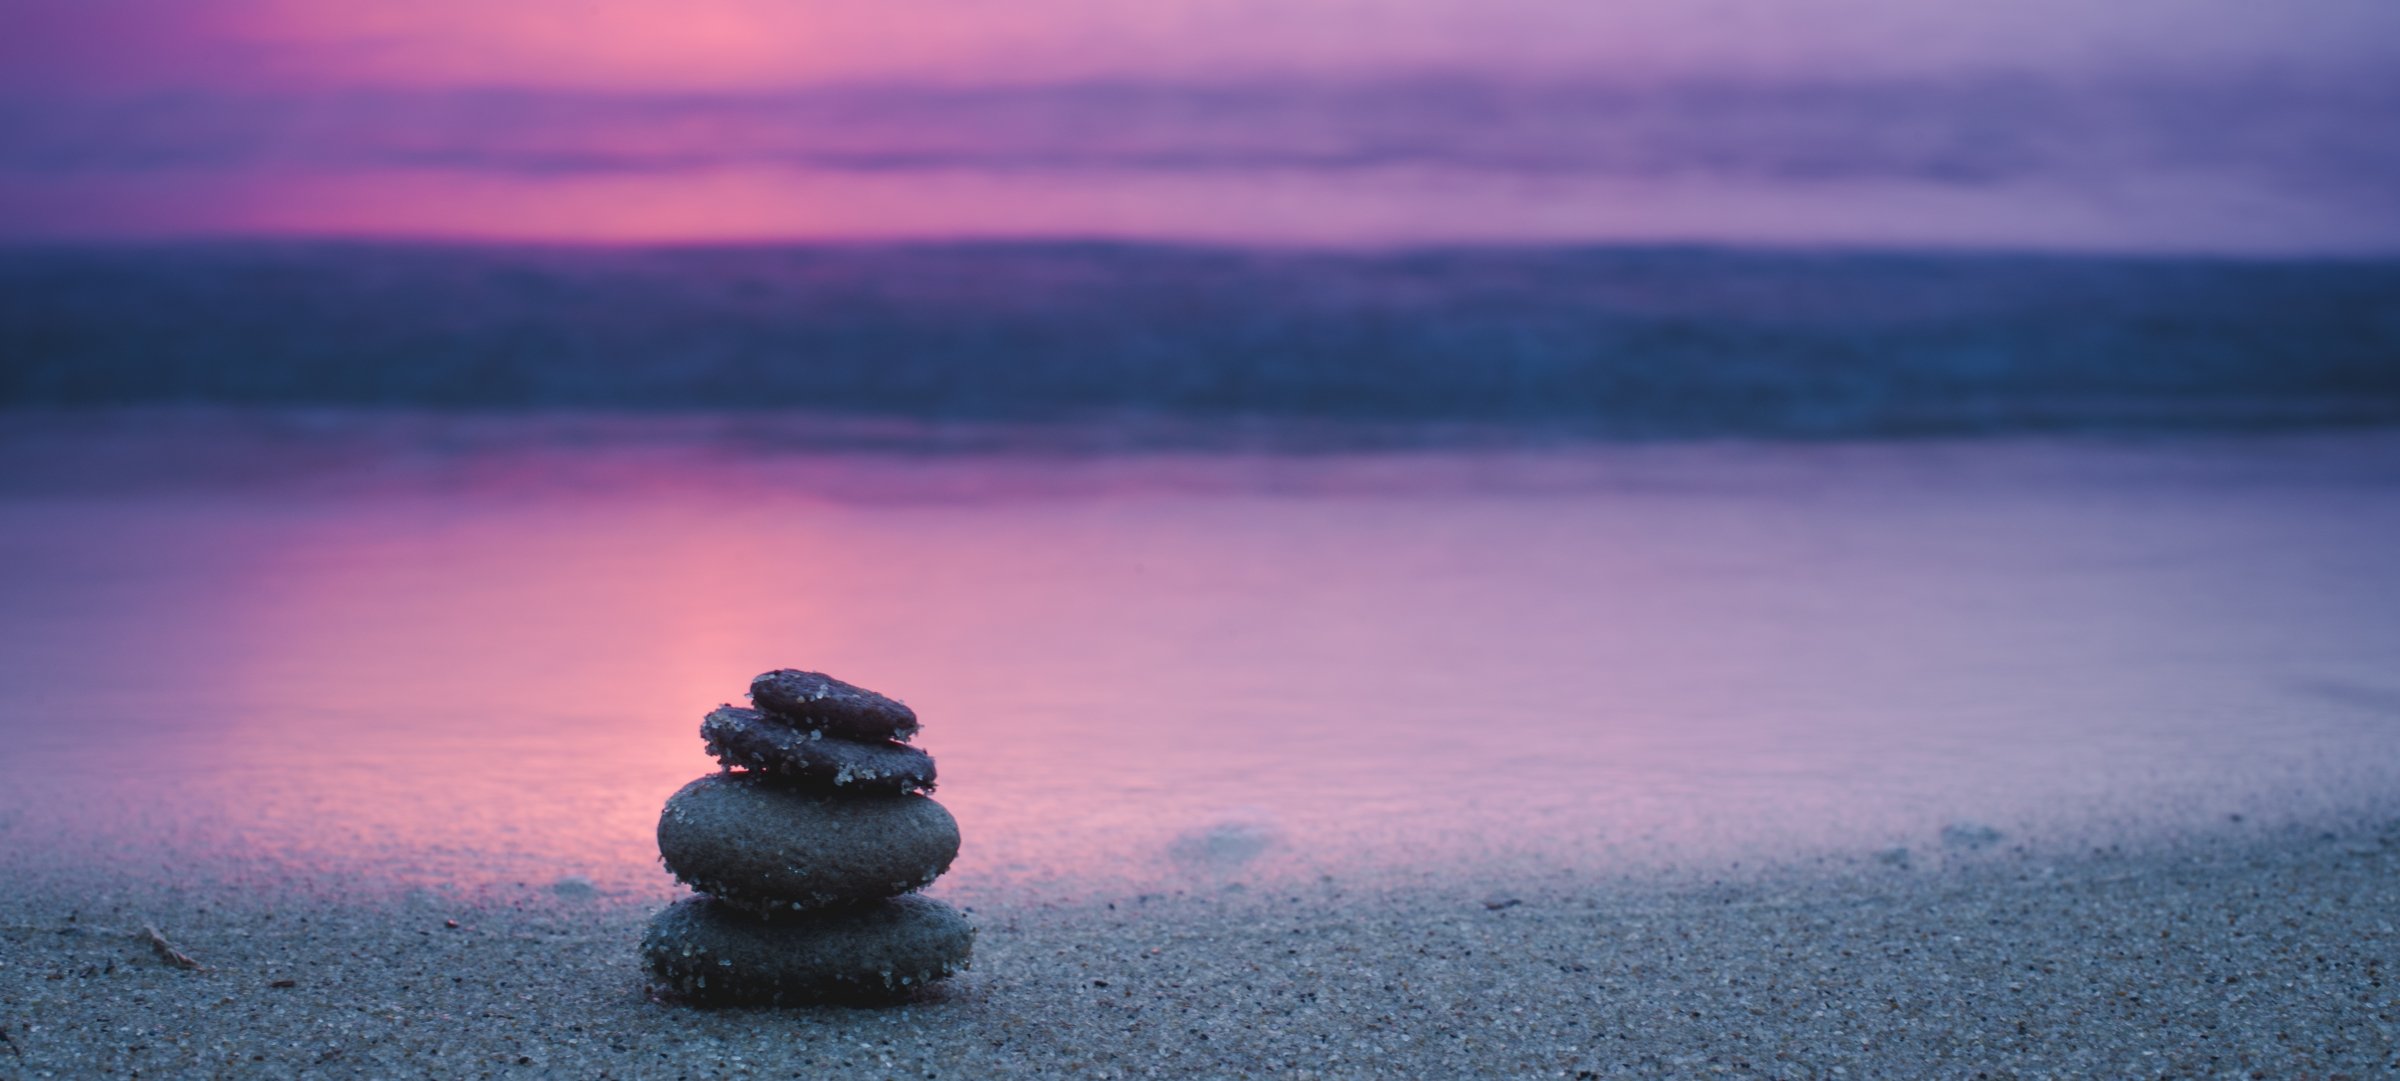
left=4, top=431, right=2400, bottom=901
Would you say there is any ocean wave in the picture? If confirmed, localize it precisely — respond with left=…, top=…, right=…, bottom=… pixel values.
left=3, top=242, right=2396, bottom=438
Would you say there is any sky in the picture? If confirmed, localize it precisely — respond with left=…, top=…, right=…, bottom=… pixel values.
left=11, top=0, right=2400, bottom=90
left=3, top=0, right=2398, bottom=249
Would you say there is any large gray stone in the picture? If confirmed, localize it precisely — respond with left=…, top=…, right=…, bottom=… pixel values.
left=641, top=894, right=974, bottom=1006
left=657, top=772, right=960, bottom=913
left=700, top=707, right=937, bottom=793
left=750, top=669, right=921, bottom=743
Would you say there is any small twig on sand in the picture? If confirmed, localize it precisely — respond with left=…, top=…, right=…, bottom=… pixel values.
left=141, top=924, right=204, bottom=971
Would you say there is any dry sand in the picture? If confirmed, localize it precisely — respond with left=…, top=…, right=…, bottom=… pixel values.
left=4, top=822, right=2397, bottom=1079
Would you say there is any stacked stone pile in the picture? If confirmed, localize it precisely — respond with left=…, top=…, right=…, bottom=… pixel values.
left=641, top=669, right=973, bottom=1005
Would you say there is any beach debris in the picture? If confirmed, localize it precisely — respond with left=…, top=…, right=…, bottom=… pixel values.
left=550, top=876, right=598, bottom=900
left=1940, top=822, right=2005, bottom=850
left=140, top=923, right=203, bottom=970
left=1482, top=895, right=1523, bottom=911
left=1168, top=819, right=1277, bottom=870
left=642, top=669, right=973, bottom=1006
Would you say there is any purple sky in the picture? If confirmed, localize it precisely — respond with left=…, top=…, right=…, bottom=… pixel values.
left=4, top=0, right=2397, bottom=247
left=11, top=0, right=2398, bottom=89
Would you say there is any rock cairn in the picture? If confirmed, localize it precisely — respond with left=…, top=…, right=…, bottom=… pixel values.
left=641, top=670, right=973, bottom=1005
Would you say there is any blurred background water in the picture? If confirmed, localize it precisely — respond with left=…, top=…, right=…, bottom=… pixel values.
left=5, top=245, right=2397, bottom=433
left=3, top=424, right=2398, bottom=899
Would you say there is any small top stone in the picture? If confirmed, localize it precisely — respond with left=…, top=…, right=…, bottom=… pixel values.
left=750, top=669, right=921, bottom=743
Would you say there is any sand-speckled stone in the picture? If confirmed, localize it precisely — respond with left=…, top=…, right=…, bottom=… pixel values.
left=641, top=894, right=974, bottom=1006
left=657, top=772, right=960, bottom=913
left=701, top=707, right=937, bottom=793
left=750, top=669, right=921, bottom=743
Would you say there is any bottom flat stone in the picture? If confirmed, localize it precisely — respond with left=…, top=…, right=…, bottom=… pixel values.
left=641, top=894, right=974, bottom=1006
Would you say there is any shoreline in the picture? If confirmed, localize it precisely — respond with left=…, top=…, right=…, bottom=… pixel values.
left=6, top=821, right=2395, bottom=1078
left=6, top=408, right=2399, bottom=513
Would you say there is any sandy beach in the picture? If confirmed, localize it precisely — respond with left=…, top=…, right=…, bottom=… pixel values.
left=5, top=817, right=2396, bottom=1079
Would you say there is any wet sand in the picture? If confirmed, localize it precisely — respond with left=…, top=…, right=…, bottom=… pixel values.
left=5, top=821, right=2396, bottom=1079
